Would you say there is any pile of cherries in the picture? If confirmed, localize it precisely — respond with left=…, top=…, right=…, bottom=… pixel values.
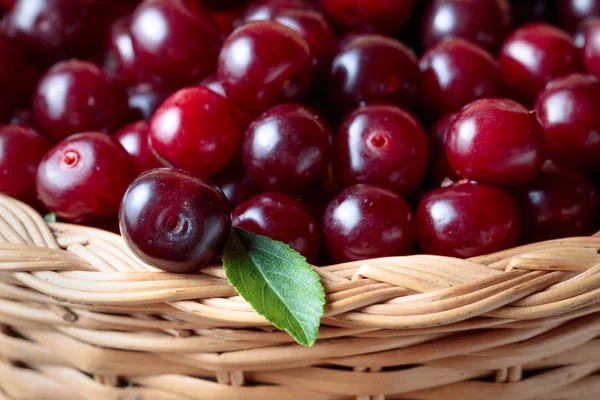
left=1, top=0, right=599, bottom=272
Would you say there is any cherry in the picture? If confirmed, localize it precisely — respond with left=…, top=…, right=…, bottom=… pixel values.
left=329, top=34, right=420, bottom=114
left=232, top=192, right=320, bottom=262
left=217, top=21, right=315, bottom=115
left=239, top=0, right=313, bottom=25
left=499, top=23, right=584, bottom=105
left=320, top=0, right=416, bottom=36
left=212, top=159, right=257, bottom=208
left=421, top=0, right=513, bottom=52
left=534, top=74, right=600, bottom=171
left=555, top=0, right=600, bottom=32
left=322, top=184, right=415, bottom=263
left=0, top=125, right=50, bottom=203
left=333, top=105, right=429, bottom=197
left=428, top=113, right=461, bottom=186
left=198, top=74, right=255, bottom=129
left=516, top=167, right=598, bottom=242
left=149, top=87, right=241, bottom=177
left=446, top=98, right=545, bottom=186
left=33, top=60, right=129, bottom=141
left=583, top=19, right=600, bottom=78
left=416, top=182, right=521, bottom=257
left=419, top=38, right=503, bottom=119
left=130, top=0, right=222, bottom=89
left=104, top=14, right=150, bottom=86
left=242, top=103, right=333, bottom=194
left=120, top=168, right=231, bottom=273
left=36, top=132, right=134, bottom=222
left=115, top=121, right=162, bottom=177
left=127, top=82, right=170, bottom=121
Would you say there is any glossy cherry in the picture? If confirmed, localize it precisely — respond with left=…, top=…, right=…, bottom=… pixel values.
left=421, top=0, right=513, bottom=52
left=212, top=159, right=257, bottom=208
left=36, top=132, right=134, bottom=221
left=120, top=168, right=231, bottom=273
left=322, top=184, right=415, bottom=263
left=33, top=60, right=129, bottom=141
left=218, top=21, right=315, bottom=115
left=428, top=113, right=461, bottom=186
left=535, top=74, right=600, bottom=171
left=232, top=192, right=320, bottom=262
left=329, top=34, right=420, bottom=114
left=127, top=83, right=170, bottom=121
left=242, top=103, right=333, bottom=194
left=419, top=38, right=503, bottom=118
left=583, top=19, right=600, bottom=78
left=516, top=168, right=598, bottom=242
left=333, top=105, right=429, bottom=197
left=130, top=0, right=222, bottom=89
left=555, top=0, right=600, bottom=32
left=115, top=121, right=162, bottom=177
left=446, top=98, right=545, bottom=186
left=416, top=182, right=521, bottom=257
left=104, top=14, right=149, bottom=86
left=0, top=125, right=50, bottom=203
left=149, top=87, right=241, bottom=177
left=320, top=0, right=416, bottom=35
left=499, top=23, right=584, bottom=105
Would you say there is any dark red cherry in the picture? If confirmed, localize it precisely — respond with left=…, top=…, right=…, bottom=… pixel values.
left=212, top=159, right=257, bottom=208
left=499, top=23, right=584, bottom=105
left=218, top=21, right=315, bottom=115
left=127, top=82, right=170, bottom=121
left=239, top=0, right=313, bottom=25
left=333, top=105, right=429, bottom=197
left=416, top=182, right=521, bottom=257
left=115, top=121, right=162, bottom=177
left=535, top=74, right=600, bottom=171
left=329, top=34, right=419, bottom=114
left=233, top=192, right=320, bottom=262
left=323, top=184, right=415, bottom=263
left=242, top=103, right=333, bottom=194
left=555, top=0, right=600, bottom=32
left=446, top=98, right=545, bottom=186
left=0, top=125, right=50, bottom=203
left=104, top=14, right=150, bottom=86
left=120, top=168, right=231, bottom=273
left=421, top=0, right=513, bottom=52
left=419, top=38, right=503, bottom=119
left=429, top=113, right=461, bottom=186
left=36, top=132, right=134, bottom=221
left=320, top=0, right=416, bottom=36
left=198, top=74, right=255, bottom=129
left=516, top=168, right=598, bottom=242
left=33, top=60, right=129, bottom=142
left=510, top=0, right=550, bottom=25
left=149, top=87, right=241, bottom=177
left=583, top=19, right=600, bottom=78
left=130, top=0, right=222, bottom=89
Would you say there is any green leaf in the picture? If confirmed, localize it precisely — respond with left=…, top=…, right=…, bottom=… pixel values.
left=222, top=227, right=325, bottom=346
left=44, top=213, right=56, bottom=223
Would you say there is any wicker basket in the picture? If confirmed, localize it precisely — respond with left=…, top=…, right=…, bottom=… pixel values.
left=0, top=193, right=599, bottom=400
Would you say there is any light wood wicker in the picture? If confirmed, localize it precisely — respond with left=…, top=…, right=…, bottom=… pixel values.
left=0, top=193, right=599, bottom=400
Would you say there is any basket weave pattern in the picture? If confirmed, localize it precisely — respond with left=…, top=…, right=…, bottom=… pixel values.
left=0, top=193, right=599, bottom=400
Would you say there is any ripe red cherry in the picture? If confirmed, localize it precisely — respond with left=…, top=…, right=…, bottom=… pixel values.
left=0, top=125, right=50, bottom=203
left=233, top=192, right=320, bottom=262
left=149, top=87, right=241, bottom=177
left=242, top=103, right=333, bottom=194
left=319, top=0, right=416, bottom=35
left=130, top=0, right=222, bottom=89
left=416, top=183, right=521, bottom=257
left=323, top=184, right=415, bottom=263
left=516, top=168, right=598, bottom=242
left=333, top=105, right=429, bottom=197
left=419, top=38, right=503, bottom=119
left=127, top=82, right=170, bottom=121
left=104, top=14, right=149, bottom=86
left=36, top=132, right=134, bottom=221
left=115, top=121, right=162, bottom=177
left=428, top=113, right=461, bottom=186
left=446, top=98, right=545, bottom=186
left=535, top=74, right=600, bottom=171
left=212, top=159, right=257, bottom=208
left=555, top=0, right=600, bottom=32
left=421, top=0, right=513, bottom=52
left=120, top=168, right=231, bottom=273
left=583, top=19, right=600, bottom=78
left=218, top=21, right=315, bottom=115
left=329, top=34, right=420, bottom=114
left=33, top=60, right=129, bottom=142
left=499, top=23, right=584, bottom=105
